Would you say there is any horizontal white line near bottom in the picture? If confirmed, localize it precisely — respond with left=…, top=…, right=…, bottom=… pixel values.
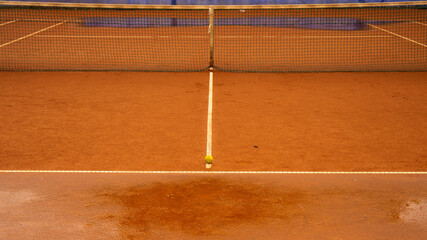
left=0, top=170, right=426, bottom=175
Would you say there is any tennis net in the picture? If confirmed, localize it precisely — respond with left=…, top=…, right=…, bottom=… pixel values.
left=0, top=1, right=426, bottom=72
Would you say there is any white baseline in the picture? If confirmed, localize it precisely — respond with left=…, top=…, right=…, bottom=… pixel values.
left=0, top=170, right=426, bottom=175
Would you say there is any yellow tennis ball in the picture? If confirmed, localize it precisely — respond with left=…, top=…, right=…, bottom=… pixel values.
left=205, top=155, right=213, bottom=164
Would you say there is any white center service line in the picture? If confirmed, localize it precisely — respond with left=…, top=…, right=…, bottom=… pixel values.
left=205, top=71, right=214, bottom=168
left=0, top=20, right=17, bottom=27
left=368, top=23, right=427, bottom=48
left=0, top=21, right=65, bottom=48
left=0, top=170, right=426, bottom=175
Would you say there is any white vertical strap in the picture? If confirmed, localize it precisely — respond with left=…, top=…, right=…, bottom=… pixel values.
left=209, top=7, right=214, bottom=68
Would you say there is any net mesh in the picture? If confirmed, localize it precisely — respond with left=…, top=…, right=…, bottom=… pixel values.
left=0, top=1, right=426, bottom=72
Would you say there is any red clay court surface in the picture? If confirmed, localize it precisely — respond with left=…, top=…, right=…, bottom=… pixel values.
left=0, top=72, right=426, bottom=239
left=0, top=72, right=426, bottom=171
left=0, top=173, right=426, bottom=239
left=0, top=5, right=427, bottom=239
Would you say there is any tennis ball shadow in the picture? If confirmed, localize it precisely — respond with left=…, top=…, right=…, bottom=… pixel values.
left=98, top=178, right=307, bottom=237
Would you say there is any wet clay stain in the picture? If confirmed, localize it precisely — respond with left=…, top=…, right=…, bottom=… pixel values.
left=99, top=178, right=306, bottom=237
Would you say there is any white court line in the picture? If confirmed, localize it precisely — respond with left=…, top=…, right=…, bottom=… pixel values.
left=367, top=23, right=427, bottom=48
left=0, top=170, right=426, bottom=175
left=216, top=35, right=392, bottom=39
left=0, top=20, right=17, bottom=27
left=205, top=72, right=213, bottom=161
left=35, top=35, right=201, bottom=39
left=21, top=18, right=72, bottom=23
left=413, top=21, right=427, bottom=27
left=34, top=35, right=392, bottom=39
left=0, top=21, right=65, bottom=48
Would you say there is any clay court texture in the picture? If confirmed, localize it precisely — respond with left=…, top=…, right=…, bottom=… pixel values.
left=1, top=2, right=427, bottom=240
left=1, top=72, right=426, bottom=239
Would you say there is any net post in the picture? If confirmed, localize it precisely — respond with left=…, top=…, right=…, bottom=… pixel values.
left=209, top=7, right=214, bottom=69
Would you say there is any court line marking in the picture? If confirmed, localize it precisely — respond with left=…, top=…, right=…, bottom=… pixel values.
left=19, top=18, right=72, bottom=23
left=0, top=21, right=65, bottom=48
left=219, top=35, right=392, bottom=39
left=0, top=20, right=17, bottom=27
left=34, top=35, right=392, bottom=39
left=206, top=71, right=213, bottom=162
left=413, top=21, right=427, bottom=27
left=0, top=170, right=426, bottom=175
left=367, top=23, right=427, bottom=48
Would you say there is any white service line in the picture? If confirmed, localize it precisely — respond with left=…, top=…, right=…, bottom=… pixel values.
left=0, top=170, right=426, bottom=175
left=367, top=23, right=427, bottom=48
left=35, top=35, right=204, bottom=38
left=413, top=21, right=427, bottom=27
left=206, top=71, right=213, bottom=158
left=0, top=21, right=65, bottom=48
left=0, top=20, right=17, bottom=27
left=34, top=35, right=392, bottom=39
left=216, top=35, right=392, bottom=39
left=21, top=18, right=70, bottom=23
